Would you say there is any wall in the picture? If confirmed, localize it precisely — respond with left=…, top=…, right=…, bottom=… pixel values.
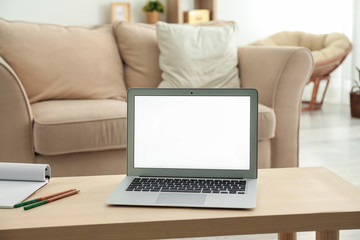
left=218, top=0, right=353, bottom=44
left=353, top=0, right=360, bottom=92
left=1, top=0, right=353, bottom=43
left=0, top=0, right=357, bottom=104
left=0, top=0, right=163, bottom=26
left=218, top=0, right=355, bottom=104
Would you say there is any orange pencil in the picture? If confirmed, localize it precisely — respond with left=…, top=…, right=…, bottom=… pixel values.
left=24, top=189, right=80, bottom=210
left=14, top=189, right=76, bottom=208
left=38, top=189, right=76, bottom=201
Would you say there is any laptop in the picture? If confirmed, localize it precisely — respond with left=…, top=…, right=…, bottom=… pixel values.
left=106, top=88, right=258, bottom=209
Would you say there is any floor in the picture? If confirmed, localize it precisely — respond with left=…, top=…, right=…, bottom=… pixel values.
left=176, top=103, right=360, bottom=240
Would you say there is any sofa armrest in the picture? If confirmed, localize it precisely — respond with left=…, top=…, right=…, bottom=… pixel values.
left=0, top=56, right=35, bottom=162
left=238, top=46, right=314, bottom=168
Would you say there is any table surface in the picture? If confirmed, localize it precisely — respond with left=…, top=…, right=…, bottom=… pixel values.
left=1, top=167, right=360, bottom=240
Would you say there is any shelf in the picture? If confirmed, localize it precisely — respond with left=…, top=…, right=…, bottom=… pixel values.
left=166, top=0, right=217, bottom=24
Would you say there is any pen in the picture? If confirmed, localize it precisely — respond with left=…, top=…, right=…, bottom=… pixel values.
left=24, top=189, right=80, bottom=210
left=14, top=189, right=76, bottom=208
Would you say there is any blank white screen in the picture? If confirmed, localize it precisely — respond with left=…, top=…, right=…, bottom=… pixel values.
left=134, top=96, right=251, bottom=170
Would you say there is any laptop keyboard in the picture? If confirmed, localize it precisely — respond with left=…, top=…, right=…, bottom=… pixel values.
left=126, top=177, right=246, bottom=194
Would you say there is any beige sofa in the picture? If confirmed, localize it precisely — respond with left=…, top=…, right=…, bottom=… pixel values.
left=0, top=18, right=314, bottom=176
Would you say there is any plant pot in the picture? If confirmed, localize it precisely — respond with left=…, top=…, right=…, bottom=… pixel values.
left=146, top=11, right=160, bottom=24
left=350, top=92, right=360, bottom=118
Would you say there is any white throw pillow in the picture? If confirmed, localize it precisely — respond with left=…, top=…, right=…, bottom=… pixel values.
left=156, top=21, right=240, bottom=88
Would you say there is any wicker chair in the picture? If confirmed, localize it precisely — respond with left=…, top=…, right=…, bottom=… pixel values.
left=252, top=31, right=352, bottom=110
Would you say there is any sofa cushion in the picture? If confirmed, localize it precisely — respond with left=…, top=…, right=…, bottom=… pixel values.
left=31, top=100, right=273, bottom=155
left=0, top=18, right=127, bottom=103
left=258, top=104, right=276, bottom=140
left=31, top=100, right=127, bottom=155
left=113, top=21, right=162, bottom=89
left=156, top=21, right=240, bottom=88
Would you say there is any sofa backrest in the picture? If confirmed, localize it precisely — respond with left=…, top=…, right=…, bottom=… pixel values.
left=0, top=18, right=127, bottom=103
left=113, top=21, right=162, bottom=89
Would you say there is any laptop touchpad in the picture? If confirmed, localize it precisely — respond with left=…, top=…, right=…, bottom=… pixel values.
left=156, top=193, right=206, bottom=205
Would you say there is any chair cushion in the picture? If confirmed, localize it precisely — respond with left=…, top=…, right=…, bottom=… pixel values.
left=252, top=31, right=351, bottom=77
left=31, top=100, right=127, bottom=155
left=252, top=31, right=326, bottom=50
left=113, top=21, right=162, bottom=89
left=156, top=21, right=240, bottom=88
left=0, top=18, right=127, bottom=103
left=258, top=104, right=276, bottom=140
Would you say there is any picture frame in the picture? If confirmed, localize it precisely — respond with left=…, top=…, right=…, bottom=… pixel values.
left=111, top=2, right=130, bottom=23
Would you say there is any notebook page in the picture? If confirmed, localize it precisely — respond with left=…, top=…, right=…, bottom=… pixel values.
left=0, top=162, right=51, bottom=208
left=0, top=180, right=48, bottom=208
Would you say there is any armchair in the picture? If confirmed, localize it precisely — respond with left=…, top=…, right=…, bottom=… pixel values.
left=252, top=31, right=352, bottom=110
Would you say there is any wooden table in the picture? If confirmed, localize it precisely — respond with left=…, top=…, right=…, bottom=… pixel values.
left=0, top=167, right=359, bottom=240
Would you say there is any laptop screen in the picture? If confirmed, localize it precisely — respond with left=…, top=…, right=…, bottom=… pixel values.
left=134, top=96, right=250, bottom=170
left=127, top=89, right=258, bottom=179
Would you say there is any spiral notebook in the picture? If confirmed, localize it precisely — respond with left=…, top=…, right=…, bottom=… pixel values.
left=0, top=162, right=51, bottom=208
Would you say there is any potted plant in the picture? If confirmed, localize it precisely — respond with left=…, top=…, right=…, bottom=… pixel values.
left=350, top=67, right=360, bottom=118
left=143, top=0, right=164, bottom=24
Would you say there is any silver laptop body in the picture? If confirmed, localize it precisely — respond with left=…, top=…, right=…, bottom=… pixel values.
left=106, top=88, right=258, bottom=209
